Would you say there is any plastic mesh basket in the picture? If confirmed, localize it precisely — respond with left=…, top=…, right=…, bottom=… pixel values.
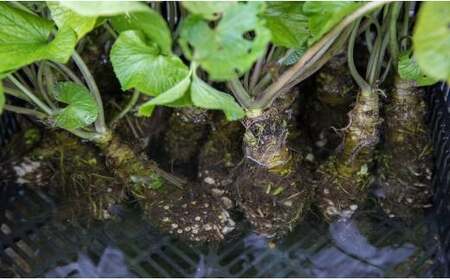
left=428, top=83, right=450, bottom=276
left=0, top=85, right=449, bottom=277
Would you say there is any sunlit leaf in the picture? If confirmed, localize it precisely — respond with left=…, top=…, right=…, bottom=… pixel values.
left=303, top=1, right=361, bottom=45
left=0, top=82, right=4, bottom=114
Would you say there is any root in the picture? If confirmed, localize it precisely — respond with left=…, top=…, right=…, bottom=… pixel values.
left=242, top=93, right=296, bottom=171
left=138, top=184, right=235, bottom=242
left=235, top=160, right=313, bottom=238
left=237, top=91, right=313, bottom=237
left=95, top=120, right=234, bottom=242
left=376, top=76, right=432, bottom=220
left=337, top=89, right=381, bottom=175
left=316, top=89, right=381, bottom=220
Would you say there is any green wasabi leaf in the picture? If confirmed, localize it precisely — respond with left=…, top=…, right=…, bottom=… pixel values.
left=413, top=2, right=450, bottom=83
left=398, top=53, right=437, bottom=86
left=110, top=30, right=189, bottom=96
left=303, top=1, right=361, bottom=45
left=0, top=3, right=77, bottom=72
left=190, top=71, right=244, bottom=121
left=179, top=2, right=271, bottom=81
left=138, top=71, right=192, bottom=117
left=182, top=1, right=235, bottom=20
left=59, top=1, right=148, bottom=16
left=111, top=8, right=172, bottom=55
left=0, top=82, right=4, bottom=114
left=53, top=82, right=98, bottom=130
left=262, top=2, right=309, bottom=48
left=48, top=2, right=97, bottom=39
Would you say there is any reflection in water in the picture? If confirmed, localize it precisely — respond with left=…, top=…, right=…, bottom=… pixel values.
left=46, top=247, right=135, bottom=277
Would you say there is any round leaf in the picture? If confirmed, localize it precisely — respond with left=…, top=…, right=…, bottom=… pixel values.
left=110, top=30, right=189, bottom=96
left=262, top=2, right=309, bottom=48
left=53, top=82, right=98, bottom=130
left=303, top=1, right=361, bottom=45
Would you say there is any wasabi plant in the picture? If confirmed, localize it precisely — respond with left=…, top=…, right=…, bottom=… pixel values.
left=376, top=2, right=449, bottom=220
left=0, top=1, right=449, bottom=241
left=316, top=5, right=391, bottom=220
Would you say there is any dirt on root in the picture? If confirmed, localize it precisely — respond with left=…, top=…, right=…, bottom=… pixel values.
left=235, top=157, right=314, bottom=238
left=197, top=115, right=244, bottom=208
left=138, top=184, right=235, bottom=242
left=376, top=79, right=433, bottom=221
left=233, top=89, right=319, bottom=238
left=314, top=156, right=372, bottom=222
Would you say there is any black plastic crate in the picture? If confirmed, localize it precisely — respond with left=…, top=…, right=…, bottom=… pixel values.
left=428, top=83, right=450, bottom=276
left=0, top=84, right=448, bottom=277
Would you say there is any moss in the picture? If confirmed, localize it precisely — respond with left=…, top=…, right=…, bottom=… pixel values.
left=198, top=116, right=243, bottom=183
left=23, top=128, right=41, bottom=146
left=25, top=130, right=127, bottom=222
